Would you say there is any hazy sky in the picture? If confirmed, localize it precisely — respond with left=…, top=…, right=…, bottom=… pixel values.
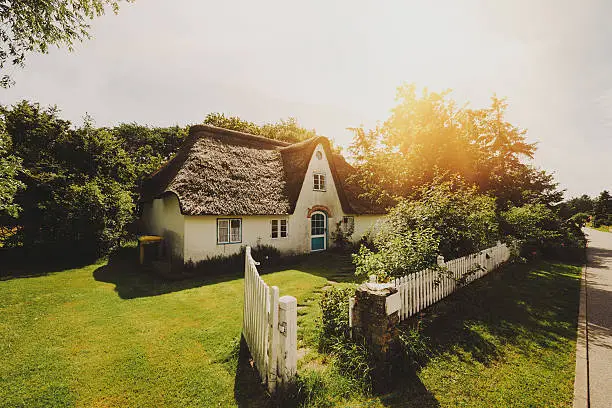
left=2, top=0, right=611, bottom=197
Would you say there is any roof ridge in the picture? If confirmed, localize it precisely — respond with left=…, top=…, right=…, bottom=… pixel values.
left=189, top=124, right=292, bottom=148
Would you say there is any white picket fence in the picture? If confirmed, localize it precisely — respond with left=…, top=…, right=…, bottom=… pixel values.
left=243, top=246, right=297, bottom=393
left=391, top=242, right=511, bottom=321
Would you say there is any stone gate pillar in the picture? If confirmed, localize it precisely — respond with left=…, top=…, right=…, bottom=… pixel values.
left=351, top=279, right=402, bottom=393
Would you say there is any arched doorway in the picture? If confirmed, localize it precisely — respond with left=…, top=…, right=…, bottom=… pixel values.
left=310, top=211, right=327, bottom=251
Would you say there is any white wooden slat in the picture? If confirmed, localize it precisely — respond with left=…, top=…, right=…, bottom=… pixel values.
left=392, top=243, right=509, bottom=323
left=242, top=246, right=298, bottom=392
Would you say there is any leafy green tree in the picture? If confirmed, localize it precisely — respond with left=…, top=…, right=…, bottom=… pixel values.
left=353, top=182, right=499, bottom=281
left=2, top=100, right=136, bottom=257
left=558, top=194, right=595, bottom=220
left=0, top=123, right=24, bottom=218
left=593, top=190, right=612, bottom=226
left=204, top=113, right=316, bottom=144
left=348, top=84, right=557, bottom=209
left=56, top=178, right=134, bottom=256
left=1, top=0, right=131, bottom=87
left=110, top=123, right=187, bottom=184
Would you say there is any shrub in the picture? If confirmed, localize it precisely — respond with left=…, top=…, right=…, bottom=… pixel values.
left=353, top=228, right=440, bottom=282
left=328, top=337, right=373, bottom=393
left=330, top=220, right=354, bottom=252
left=353, top=182, right=500, bottom=282
left=183, top=244, right=282, bottom=277
left=318, top=286, right=374, bottom=392
left=319, top=287, right=354, bottom=346
left=392, top=182, right=500, bottom=259
left=569, top=212, right=590, bottom=227
left=502, top=203, right=586, bottom=261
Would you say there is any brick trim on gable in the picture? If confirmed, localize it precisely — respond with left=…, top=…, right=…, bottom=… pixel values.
left=307, top=205, right=332, bottom=218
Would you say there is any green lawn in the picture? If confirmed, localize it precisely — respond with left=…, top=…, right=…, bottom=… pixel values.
left=295, top=261, right=582, bottom=407
left=1, top=253, right=581, bottom=407
left=0, top=253, right=350, bottom=407
left=586, top=222, right=611, bottom=232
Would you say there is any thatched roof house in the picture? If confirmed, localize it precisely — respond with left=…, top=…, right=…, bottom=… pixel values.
left=139, top=125, right=385, bottom=264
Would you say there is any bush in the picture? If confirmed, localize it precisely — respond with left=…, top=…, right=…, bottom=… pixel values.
left=393, top=182, right=500, bottom=259
left=318, top=286, right=374, bottom=392
left=569, top=212, right=590, bottom=227
left=353, top=228, right=440, bottom=282
left=330, top=220, right=355, bottom=252
left=502, top=203, right=586, bottom=261
left=353, top=182, right=499, bottom=282
left=183, top=244, right=282, bottom=276
left=319, top=287, right=354, bottom=346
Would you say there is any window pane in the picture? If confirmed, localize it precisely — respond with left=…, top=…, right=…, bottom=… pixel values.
left=320, top=174, right=326, bottom=190
left=272, top=220, right=278, bottom=238
left=311, top=214, right=325, bottom=235
left=313, top=174, right=320, bottom=190
left=230, top=219, right=241, bottom=242
left=280, top=220, right=288, bottom=237
left=218, top=220, right=229, bottom=243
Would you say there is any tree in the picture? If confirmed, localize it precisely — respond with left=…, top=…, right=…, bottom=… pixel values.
left=203, top=113, right=317, bottom=144
left=353, top=182, right=500, bottom=281
left=593, top=190, right=612, bottom=226
left=557, top=194, right=594, bottom=220
left=2, top=100, right=136, bottom=257
left=110, top=123, right=187, bottom=185
left=0, top=0, right=131, bottom=87
left=348, top=84, right=560, bottom=209
left=0, top=122, right=24, bottom=218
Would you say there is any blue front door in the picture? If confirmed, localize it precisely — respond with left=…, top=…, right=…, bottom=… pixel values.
left=310, top=212, right=327, bottom=251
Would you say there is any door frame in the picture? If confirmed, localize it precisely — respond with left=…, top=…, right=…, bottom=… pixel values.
left=310, top=210, right=327, bottom=252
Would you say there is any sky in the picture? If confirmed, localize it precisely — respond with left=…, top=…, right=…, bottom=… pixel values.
left=1, top=0, right=611, bottom=197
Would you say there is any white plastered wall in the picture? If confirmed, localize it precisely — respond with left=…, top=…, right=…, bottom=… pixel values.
left=181, top=143, right=385, bottom=263
left=184, top=215, right=302, bottom=262
left=140, top=194, right=185, bottom=262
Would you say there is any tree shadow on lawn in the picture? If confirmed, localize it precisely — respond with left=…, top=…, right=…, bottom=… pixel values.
left=93, top=250, right=357, bottom=300
left=0, top=247, right=98, bottom=281
left=93, top=256, right=245, bottom=299
left=388, top=260, right=581, bottom=403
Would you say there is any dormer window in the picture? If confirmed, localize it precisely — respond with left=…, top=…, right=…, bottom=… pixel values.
left=313, top=173, right=326, bottom=191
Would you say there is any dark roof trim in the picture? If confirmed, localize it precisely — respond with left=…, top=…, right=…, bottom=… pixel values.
left=189, top=124, right=290, bottom=148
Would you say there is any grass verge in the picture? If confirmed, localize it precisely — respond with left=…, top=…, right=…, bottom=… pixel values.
left=296, top=260, right=582, bottom=407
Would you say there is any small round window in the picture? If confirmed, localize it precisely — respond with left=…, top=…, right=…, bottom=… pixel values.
left=316, top=151, right=323, bottom=160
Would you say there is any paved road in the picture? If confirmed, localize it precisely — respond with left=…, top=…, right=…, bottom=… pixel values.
left=584, top=228, right=612, bottom=408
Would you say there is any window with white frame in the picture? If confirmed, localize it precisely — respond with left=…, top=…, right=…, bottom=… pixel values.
left=342, top=216, right=354, bottom=233
left=313, top=173, right=326, bottom=191
left=271, top=219, right=288, bottom=238
left=217, top=218, right=242, bottom=244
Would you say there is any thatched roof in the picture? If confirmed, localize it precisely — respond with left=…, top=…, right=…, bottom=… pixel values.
left=140, top=125, right=386, bottom=215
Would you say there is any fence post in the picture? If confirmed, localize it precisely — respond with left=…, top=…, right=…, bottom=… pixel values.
left=277, top=295, right=297, bottom=390
left=267, top=286, right=280, bottom=394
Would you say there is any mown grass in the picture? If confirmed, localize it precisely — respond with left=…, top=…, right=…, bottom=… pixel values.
left=0, top=252, right=581, bottom=407
left=295, top=260, right=582, bottom=407
left=0, top=252, right=343, bottom=407
left=585, top=222, right=611, bottom=232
